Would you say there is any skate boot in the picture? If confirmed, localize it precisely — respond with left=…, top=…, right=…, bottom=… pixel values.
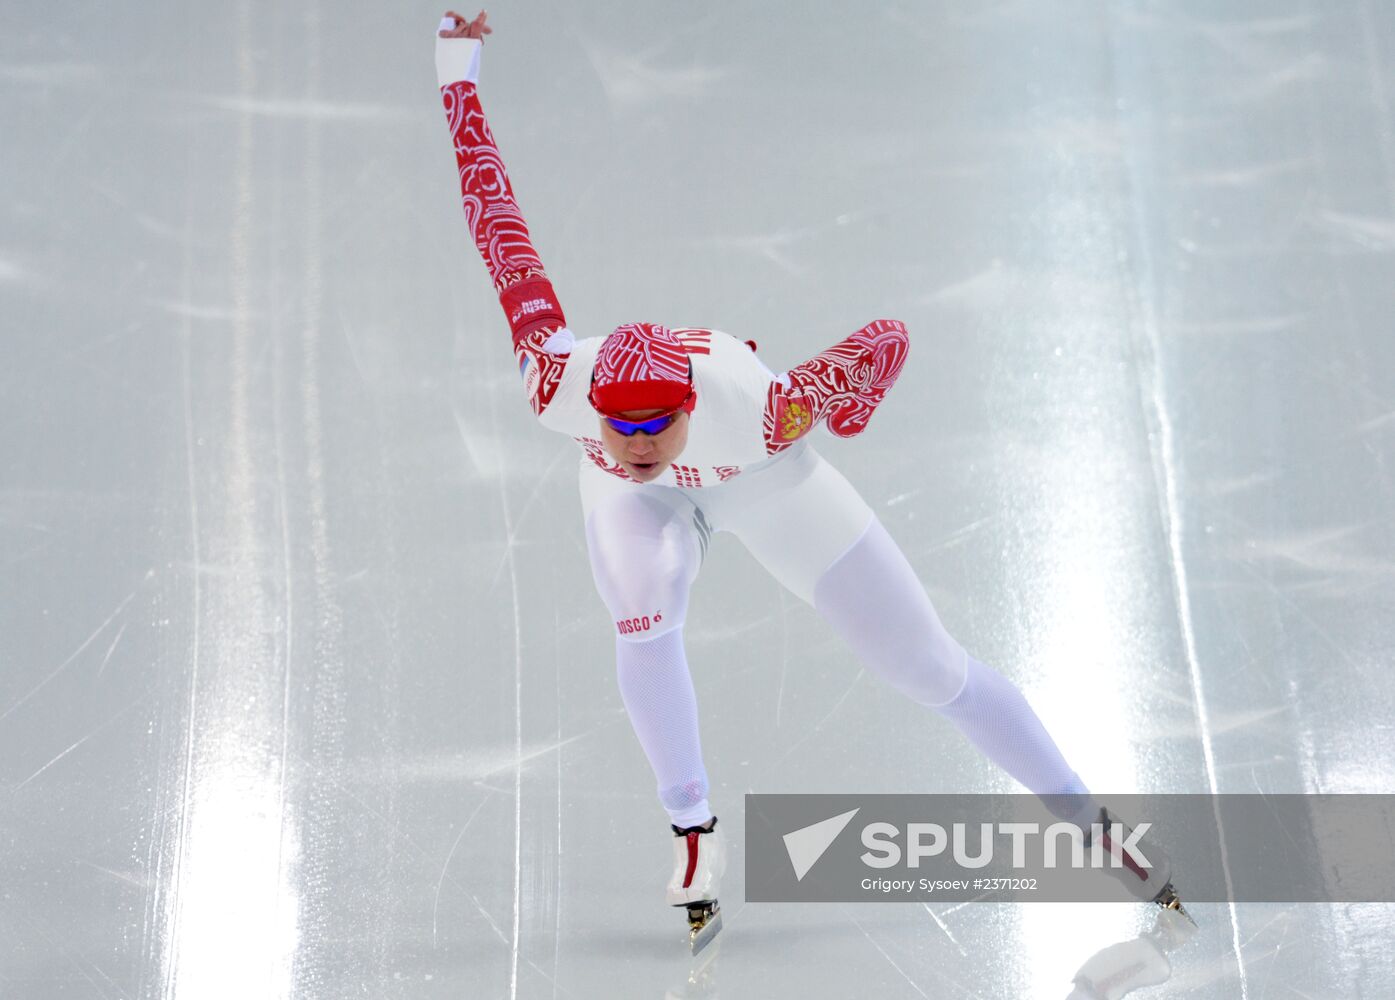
left=667, top=816, right=726, bottom=954
left=1086, top=807, right=1194, bottom=925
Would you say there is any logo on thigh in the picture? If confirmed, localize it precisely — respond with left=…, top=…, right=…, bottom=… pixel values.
left=615, top=611, right=663, bottom=635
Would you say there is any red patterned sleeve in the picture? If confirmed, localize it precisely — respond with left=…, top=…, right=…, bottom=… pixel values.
left=438, top=39, right=570, bottom=416
left=763, top=319, right=910, bottom=454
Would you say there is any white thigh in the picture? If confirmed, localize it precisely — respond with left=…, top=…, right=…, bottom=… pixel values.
left=715, top=444, right=874, bottom=605
left=580, top=463, right=706, bottom=640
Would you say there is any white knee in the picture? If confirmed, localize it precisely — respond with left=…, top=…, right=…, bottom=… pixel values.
left=659, top=774, right=711, bottom=816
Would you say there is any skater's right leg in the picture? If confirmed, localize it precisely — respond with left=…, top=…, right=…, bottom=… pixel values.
left=582, top=470, right=729, bottom=937
left=583, top=480, right=713, bottom=827
left=613, top=629, right=712, bottom=827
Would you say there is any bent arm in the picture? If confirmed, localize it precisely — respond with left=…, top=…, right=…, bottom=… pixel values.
left=436, top=28, right=571, bottom=416
left=763, top=319, right=910, bottom=453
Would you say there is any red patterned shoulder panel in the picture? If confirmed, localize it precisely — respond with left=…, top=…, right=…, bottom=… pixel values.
left=764, top=319, right=910, bottom=454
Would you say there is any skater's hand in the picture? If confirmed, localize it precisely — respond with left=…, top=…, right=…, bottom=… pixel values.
left=440, top=10, right=491, bottom=40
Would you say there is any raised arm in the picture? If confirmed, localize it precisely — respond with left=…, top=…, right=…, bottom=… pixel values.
left=436, top=11, right=572, bottom=415
left=763, top=319, right=910, bottom=454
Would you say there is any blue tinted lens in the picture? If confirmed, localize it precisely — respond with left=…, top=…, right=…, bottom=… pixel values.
left=606, top=413, right=674, bottom=436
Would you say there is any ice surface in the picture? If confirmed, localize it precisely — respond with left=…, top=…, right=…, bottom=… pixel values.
left=3, top=2, right=1393, bottom=998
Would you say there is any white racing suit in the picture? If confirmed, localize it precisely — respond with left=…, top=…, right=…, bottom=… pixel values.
left=437, top=34, right=1093, bottom=830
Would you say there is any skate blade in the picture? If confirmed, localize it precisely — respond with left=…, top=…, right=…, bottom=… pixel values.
left=1155, top=883, right=1197, bottom=927
left=688, top=910, right=723, bottom=955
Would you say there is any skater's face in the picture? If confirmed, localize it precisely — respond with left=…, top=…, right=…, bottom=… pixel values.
left=598, top=409, right=690, bottom=482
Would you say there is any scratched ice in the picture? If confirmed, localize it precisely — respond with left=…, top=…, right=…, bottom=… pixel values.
left=2, top=3, right=1393, bottom=998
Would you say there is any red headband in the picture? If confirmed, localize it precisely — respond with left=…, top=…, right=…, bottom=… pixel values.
left=589, top=322, right=695, bottom=416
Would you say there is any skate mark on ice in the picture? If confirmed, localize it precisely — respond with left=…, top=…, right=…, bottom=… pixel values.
left=25, top=910, right=125, bottom=1000
left=1237, top=903, right=1298, bottom=952
left=1180, top=156, right=1312, bottom=189
left=1170, top=315, right=1305, bottom=339
left=0, top=581, right=144, bottom=723
left=195, top=94, right=412, bottom=121
left=0, top=253, right=39, bottom=284
left=1308, top=210, right=1395, bottom=252
left=937, top=888, right=996, bottom=919
left=775, top=588, right=791, bottom=729
left=334, top=306, right=375, bottom=392
left=552, top=608, right=564, bottom=998
left=762, top=669, right=867, bottom=775
left=0, top=532, right=66, bottom=572
left=164, top=299, right=205, bottom=1000
left=78, top=860, right=149, bottom=890
left=920, top=903, right=969, bottom=958
left=1230, top=557, right=1369, bottom=674
left=695, top=226, right=818, bottom=278
left=844, top=908, right=936, bottom=999
left=391, top=734, right=597, bottom=784
left=694, top=613, right=774, bottom=642
left=433, top=791, right=498, bottom=947
left=286, top=750, right=564, bottom=988
left=94, top=622, right=129, bottom=679
left=1236, top=521, right=1395, bottom=595
left=1215, top=755, right=1290, bottom=775
left=1348, top=407, right=1395, bottom=438
left=1206, top=705, right=1289, bottom=736
left=13, top=694, right=152, bottom=791
left=1122, top=181, right=1251, bottom=997
left=1215, top=53, right=1328, bottom=108
left=152, top=298, right=246, bottom=322
left=0, top=61, right=99, bottom=85
left=486, top=448, right=569, bottom=594
left=452, top=403, right=567, bottom=592
left=918, top=514, right=999, bottom=557
left=483, top=375, right=527, bottom=1000
left=580, top=35, right=731, bottom=108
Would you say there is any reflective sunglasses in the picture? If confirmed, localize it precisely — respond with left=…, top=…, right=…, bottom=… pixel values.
left=602, top=395, right=692, bottom=437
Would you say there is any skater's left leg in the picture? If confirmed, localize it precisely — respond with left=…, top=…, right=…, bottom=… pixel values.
left=811, top=517, right=1090, bottom=813
left=721, top=447, right=1091, bottom=821
left=814, top=522, right=1186, bottom=905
